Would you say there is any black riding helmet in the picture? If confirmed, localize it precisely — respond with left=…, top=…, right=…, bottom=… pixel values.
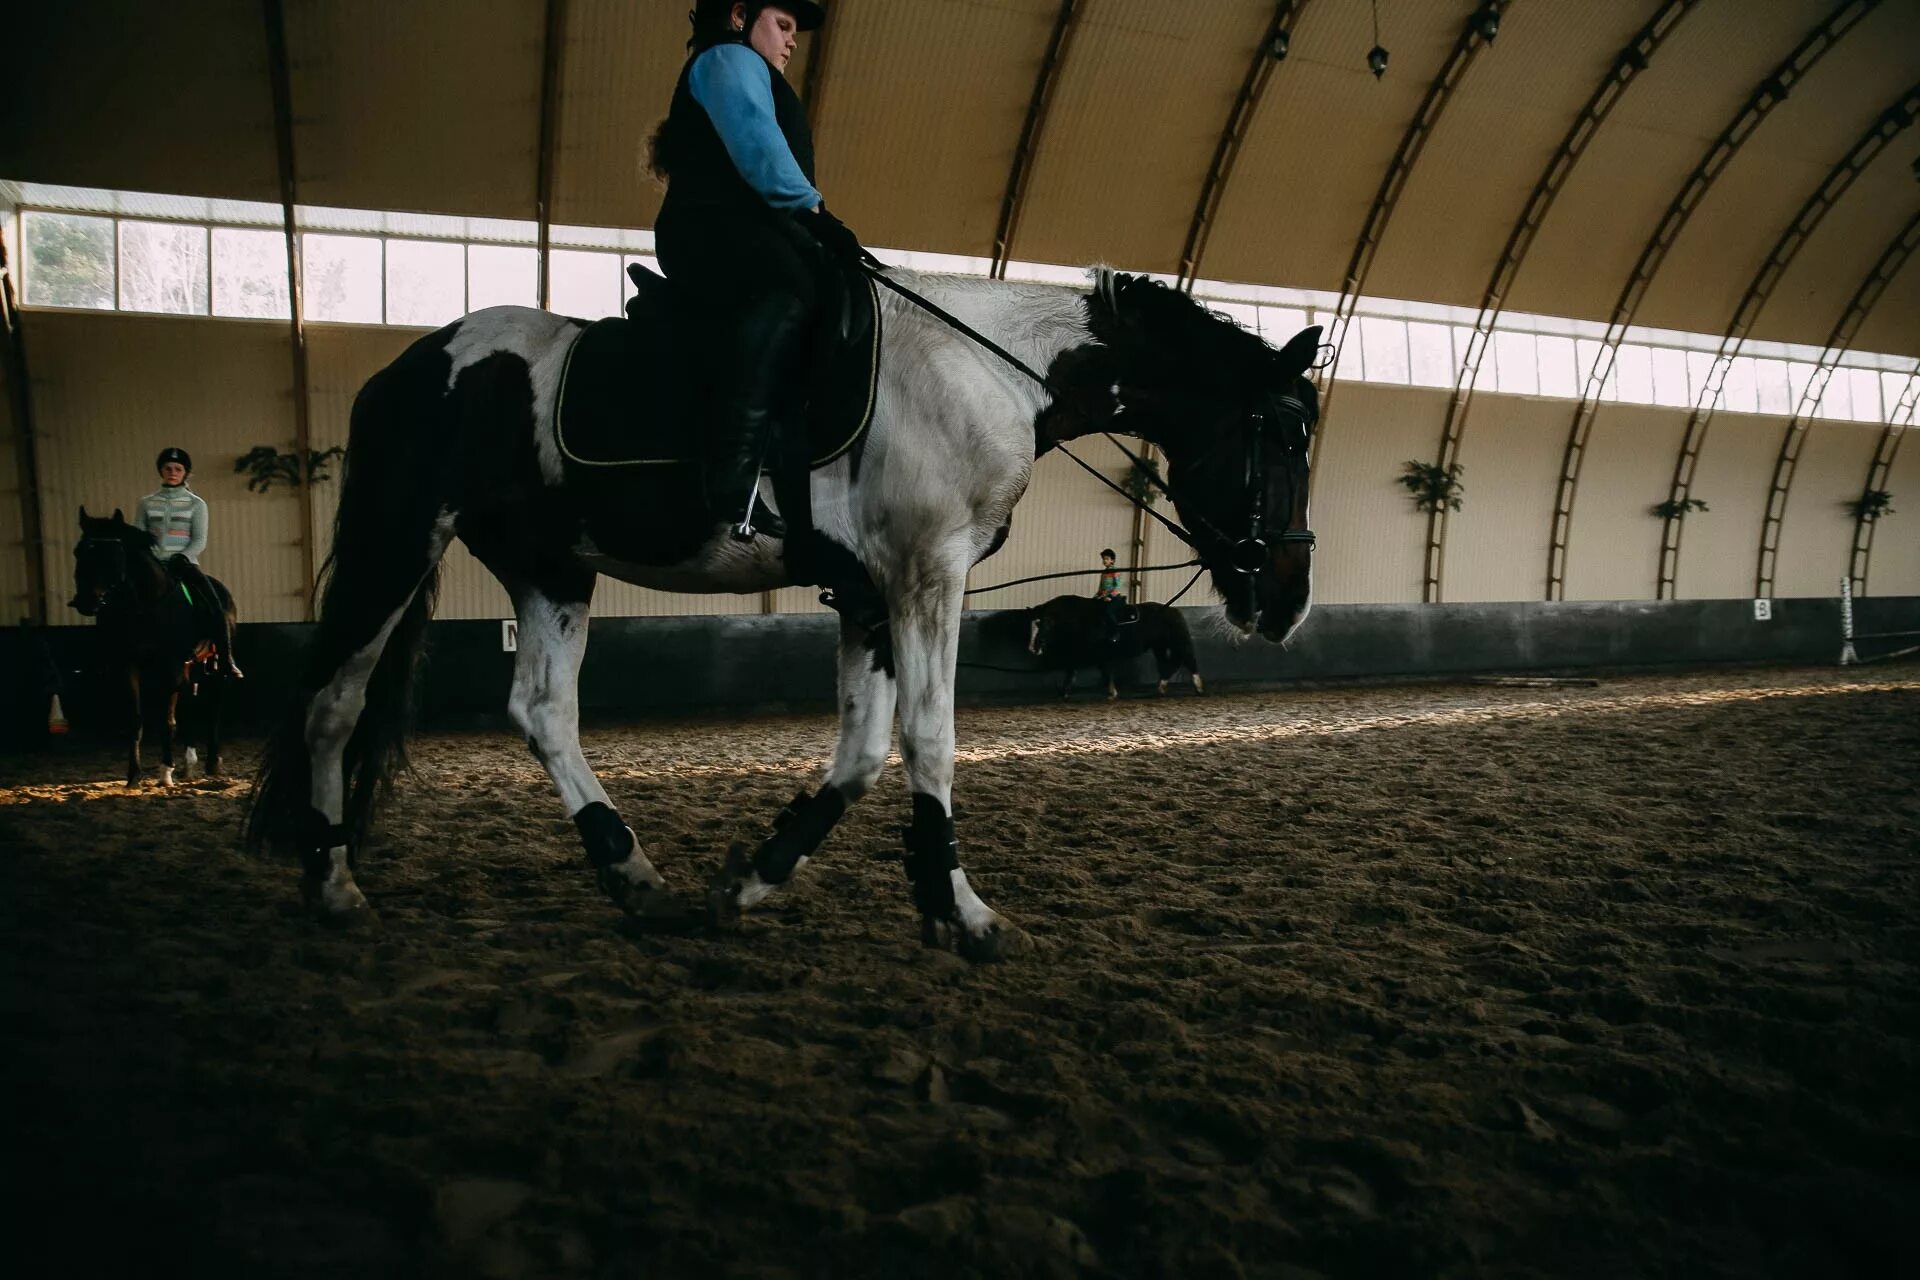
left=156, top=447, right=192, bottom=474
left=688, top=0, right=824, bottom=49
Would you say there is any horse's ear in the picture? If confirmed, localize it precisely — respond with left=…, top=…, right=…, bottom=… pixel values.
left=112, top=508, right=126, bottom=524
left=78, top=504, right=89, bottom=525
left=1272, top=325, right=1323, bottom=381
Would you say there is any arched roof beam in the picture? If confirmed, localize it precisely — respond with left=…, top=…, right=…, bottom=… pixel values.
left=1655, top=81, right=1920, bottom=599
left=1174, top=0, right=1316, bottom=293
left=1545, top=0, right=1880, bottom=600
left=1313, top=0, right=1510, bottom=446
left=1422, top=0, right=1700, bottom=603
left=263, top=0, right=315, bottom=618
left=0, top=223, right=47, bottom=626
left=1755, top=208, right=1920, bottom=598
left=1851, top=370, right=1919, bottom=596
left=535, top=0, right=568, bottom=309
left=990, top=0, right=1083, bottom=279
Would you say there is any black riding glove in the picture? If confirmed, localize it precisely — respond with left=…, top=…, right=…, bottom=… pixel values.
left=804, top=208, right=882, bottom=271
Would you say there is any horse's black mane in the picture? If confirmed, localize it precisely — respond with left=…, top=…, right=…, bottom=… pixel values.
left=1091, top=272, right=1283, bottom=395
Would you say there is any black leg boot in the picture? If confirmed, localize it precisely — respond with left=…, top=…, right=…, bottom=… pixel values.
left=705, top=292, right=809, bottom=541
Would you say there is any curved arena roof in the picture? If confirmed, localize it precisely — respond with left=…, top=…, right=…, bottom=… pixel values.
left=4, top=0, right=1916, bottom=357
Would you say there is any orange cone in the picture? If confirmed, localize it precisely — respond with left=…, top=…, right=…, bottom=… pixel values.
left=48, top=693, right=69, bottom=735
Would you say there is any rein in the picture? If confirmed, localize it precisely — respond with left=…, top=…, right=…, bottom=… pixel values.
left=961, top=559, right=1201, bottom=598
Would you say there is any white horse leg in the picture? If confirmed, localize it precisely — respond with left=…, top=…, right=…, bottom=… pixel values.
left=889, top=565, right=1012, bottom=961
left=301, top=589, right=425, bottom=918
left=504, top=583, right=667, bottom=914
left=711, top=614, right=897, bottom=921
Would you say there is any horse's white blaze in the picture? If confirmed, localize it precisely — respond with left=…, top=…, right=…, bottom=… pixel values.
left=1028, top=619, right=1043, bottom=655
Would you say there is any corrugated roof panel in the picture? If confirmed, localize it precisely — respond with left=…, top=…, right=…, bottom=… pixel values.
left=1849, top=246, right=1920, bottom=358
left=1773, top=418, right=1881, bottom=596
left=550, top=0, right=690, bottom=230
left=814, top=0, right=1061, bottom=255
left=1507, top=0, right=1830, bottom=323
left=1012, top=0, right=1276, bottom=273
left=1672, top=412, right=1777, bottom=598
left=286, top=0, right=545, bottom=219
left=1203, top=0, right=1476, bottom=292
left=1635, top=0, right=1920, bottom=339
left=963, top=450, right=1136, bottom=613
left=0, top=0, right=278, bottom=204
left=28, top=312, right=309, bottom=623
left=1560, top=403, right=1689, bottom=599
left=1872, top=436, right=1920, bottom=593
left=1443, top=392, right=1566, bottom=601
left=1365, top=1, right=1666, bottom=310
left=1306, top=382, right=1436, bottom=603
left=1753, top=141, right=1919, bottom=349
left=0, top=352, right=28, bottom=622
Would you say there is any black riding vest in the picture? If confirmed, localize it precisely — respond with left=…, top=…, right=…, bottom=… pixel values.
left=657, top=36, right=815, bottom=216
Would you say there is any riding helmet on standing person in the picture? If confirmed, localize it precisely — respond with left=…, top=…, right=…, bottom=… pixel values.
left=648, top=0, right=873, bottom=541
left=138, top=446, right=237, bottom=674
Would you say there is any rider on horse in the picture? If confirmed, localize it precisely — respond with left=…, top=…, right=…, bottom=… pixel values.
left=650, top=0, right=866, bottom=542
left=137, top=446, right=237, bottom=674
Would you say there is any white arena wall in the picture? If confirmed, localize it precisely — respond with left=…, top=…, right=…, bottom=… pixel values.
left=5, top=306, right=1916, bottom=626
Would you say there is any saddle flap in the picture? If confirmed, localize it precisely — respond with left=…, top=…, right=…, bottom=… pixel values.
left=558, top=267, right=880, bottom=472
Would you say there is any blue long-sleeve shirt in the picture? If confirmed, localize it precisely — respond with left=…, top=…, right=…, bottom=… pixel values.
left=688, top=43, right=822, bottom=212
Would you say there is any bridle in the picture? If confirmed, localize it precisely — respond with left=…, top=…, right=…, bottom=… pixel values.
left=864, top=268, right=1319, bottom=605
left=71, top=532, right=134, bottom=614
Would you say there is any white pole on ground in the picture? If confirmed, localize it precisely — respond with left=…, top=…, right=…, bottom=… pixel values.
left=1840, top=575, right=1857, bottom=666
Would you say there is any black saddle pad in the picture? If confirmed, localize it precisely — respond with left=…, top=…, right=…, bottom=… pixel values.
left=553, top=264, right=879, bottom=471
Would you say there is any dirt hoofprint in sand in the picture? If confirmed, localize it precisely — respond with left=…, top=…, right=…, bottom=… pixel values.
left=3, top=665, right=1916, bottom=1278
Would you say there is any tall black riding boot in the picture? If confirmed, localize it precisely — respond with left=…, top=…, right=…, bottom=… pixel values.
left=705, top=292, right=809, bottom=541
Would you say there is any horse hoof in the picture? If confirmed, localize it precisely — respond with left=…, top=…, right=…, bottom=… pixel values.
left=597, top=855, right=668, bottom=918
left=921, top=915, right=1024, bottom=964
left=159, top=766, right=175, bottom=788
left=302, top=877, right=379, bottom=929
left=324, top=903, right=382, bottom=932
left=704, top=842, right=755, bottom=932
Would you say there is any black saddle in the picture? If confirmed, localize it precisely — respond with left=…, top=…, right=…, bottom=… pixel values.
left=552, top=261, right=879, bottom=473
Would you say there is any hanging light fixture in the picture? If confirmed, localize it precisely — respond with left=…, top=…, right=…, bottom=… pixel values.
left=1473, top=3, right=1501, bottom=43
left=1367, top=0, right=1389, bottom=80
left=1270, top=28, right=1291, bottom=61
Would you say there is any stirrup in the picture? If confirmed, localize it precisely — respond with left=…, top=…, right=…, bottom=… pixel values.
left=728, top=486, right=785, bottom=542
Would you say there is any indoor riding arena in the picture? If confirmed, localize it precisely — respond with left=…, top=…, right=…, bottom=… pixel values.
left=3, top=4, right=1918, bottom=1278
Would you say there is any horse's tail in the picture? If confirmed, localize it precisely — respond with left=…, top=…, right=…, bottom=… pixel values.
left=246, top=347, right=450, bottom=860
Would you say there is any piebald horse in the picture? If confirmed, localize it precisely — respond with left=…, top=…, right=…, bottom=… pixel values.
left=246, top=269, right=1320, bottom=961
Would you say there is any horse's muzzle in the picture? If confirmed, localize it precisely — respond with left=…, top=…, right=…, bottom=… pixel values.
left=68, top=594, right=98, bottom=616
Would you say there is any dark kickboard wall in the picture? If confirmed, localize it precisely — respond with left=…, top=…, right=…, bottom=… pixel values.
left=4, top=595, right=1915, bottom=749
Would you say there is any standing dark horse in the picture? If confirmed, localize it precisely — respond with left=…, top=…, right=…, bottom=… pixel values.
left=245, top=268, right=1319, bottom=961
left=1024, top=595, right=1202, bottom=700
left=70, top=509, right=238, bottom=785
